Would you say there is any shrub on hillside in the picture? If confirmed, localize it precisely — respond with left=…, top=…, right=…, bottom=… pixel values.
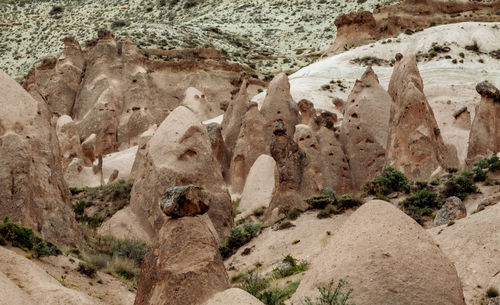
left=364, top=167, right=409, bottom=197
left=402, top=188, right=440, bottom=222
left=302, top=279, right=355, bottom=305
left=219, top=223, right=261, bottom=258
left=442, top=171, right=477, bottom=200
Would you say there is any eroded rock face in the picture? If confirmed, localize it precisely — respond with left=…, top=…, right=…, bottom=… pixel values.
left=160, top=185, right=209, bottom=218
left=25, top=37, right=84, bottom=115
left=264, top=120, right=307, bottom=221
left=434, top=196, right=466, bottom=226
left=329, top=10, right=379, bottom=54
left=134, top=215, right=229, bottom=305
left=292, top=200, right=466, bottom=305
left=0, top=70, right=82, bottom=246
left=467, top=82, right=500, bottom=163
left=24, top=30, right=261, bottom=156
left=221, top=80, right=249, bottom=156
left=56, top=115, right=84, bottom=170
left=340, top=67, right=391, bottom=188
left=230, top=103, right=267, bottom=194
left=103, top=106, right=232, bottom=243
left=386, top=55, right=457, bottom=180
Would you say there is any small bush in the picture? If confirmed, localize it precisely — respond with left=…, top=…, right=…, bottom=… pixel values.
left=302, top=279, right=355, bottom=305
left=78, top=262, right=97, bottom=277
left=305, top=187, right=337, bottom=209
left=442, top=171, right=477, bottom=200
left=242, top=271, right=270, bottom=296
left=219, top=223, right=261, bottom=258
left=465, top=41, right=480, bottom=53
left=272, top=254, right=307, bottom=279
left=487, top=287, right=499, bottom=298
left=403, top=188, right=439, bottom=221
left=337, top=194, right=362, bottom=209
left=317, top=204, right=339, bottom=219
left=364, top=167, right=409, bottom=196
left=112, top=238, right=147, bottom=264
left=73, top=201, right=88, bottom=216
left=287, top=208, right=304, bottom=220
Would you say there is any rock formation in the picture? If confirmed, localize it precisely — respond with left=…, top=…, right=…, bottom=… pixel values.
left=467, top=81, right=500, bottom=163
left=297, top=99, right=319, bottom=130
left=386, top=54, right=457, bottom=180
left=237, top=154, right=277, bottom=221
left=181, top=87, right=214, bottom=121
left=294, top=124, right=322, bottom=196
left=434, top=196, right=466, bottom=226
left=230, top=102, right=267, bottom=193
left=134, top=194, right=229, bottom=305
left=0, top=70, right=82, bottom=246
left=24, top=30, right=263, bottom=156
left=264, top=120, right=307, bottom=221
left=159, top=185, right=210, bottom=218
left=102, top=106, right=233, bottom=243
left=202, top=288, right=265, bottom=305
left=221, top=80, right=249, bottom=155
left=340, top=67, right=391, bottom=188
left=317, top=111, right=352, bottom=194
left=430, top=203, right=500, bottom=305
left=292, top=200, right=466, bottom=305
left=56, top=115, right=84, bottom=170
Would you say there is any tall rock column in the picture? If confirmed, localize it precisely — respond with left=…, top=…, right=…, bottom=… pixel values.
left=386, top=54, right=457, bottom=180
left=0, top=70, right=83, bottom=246
left=466, top=81, right=500, bottom=164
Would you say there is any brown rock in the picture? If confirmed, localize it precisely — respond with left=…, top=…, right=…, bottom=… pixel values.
left=340, top=67, right=391, bottom=188
left=134, top=215, right=229, bottom=305
left=386, top=55, right=457, bottom=179
left=24, top=37, right=84, bottom=115
left=81, top=133, right=96, bottom=165
left=230, top=102, right=267, bottom=193
left=56, top=115, right=83, bottom=171
left=181, top=87, right=214, bottom=121
left=264, top=120, right=308, bottom=221
left=104, top=106, right=232, bottom=243
left=328, top=10, right=379, bottom=54
left=294, top=124, right=322, bottom=196
left=221, top=79, right=249, bottom=155
left=205, top=122, right=229, bottom=181
left=159, top=185, right=209, bottom=218
left=297, top=99, right=319, bottom=130
left=433, top=196, right=466, bottom=226
left=292, top=200, right=466, bottom=305
left=467, top=82, right=500, bottom=163
left=107, top=169, right=119, bottom=185
left=0, top=69, right=83, bottom=246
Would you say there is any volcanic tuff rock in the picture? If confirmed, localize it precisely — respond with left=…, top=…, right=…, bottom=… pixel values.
left=181, top=87, right=214, bottom=121
left=386, top=54, right=457, bottom=180
left=221, top=80, right=249, bottom=160
left=134, top=214, right=229, bottom=305
left=294, top=124, right=323, bottom=197
left=264, top=120, right=308, bottom=221
left=24, top=30, right=261, bottom=156
left=467, top=82, right=500, bottom=163
left=202, top=288, right=265, bottom=305
left=102, top=106, right=232, bottom=243
left=230, top=102, right=267, bottom=193
left=237, top=154, right=277, bottom=221
left=430, top=203, right=500, bottom=305
left=340, top=66, right=391, bottom=188
left=292, top=200, right=466, bottom=305
left=297, top=99, right=320, bottom=130
left=56, top=115, right=84, bottom=171
left=0, top=69, right=83, bottom=246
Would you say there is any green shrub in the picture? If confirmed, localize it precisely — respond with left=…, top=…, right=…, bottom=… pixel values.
left=287, top=208, right=304, bottom=220
left=364, top=167, right=409, bottom=196
left=403, top=188, right=439, bottom=221
left=303, top=279, right=355, bottom=305
left=73, top=201, right=88, bottom=216
left=317, top=204, right=339, bottom=219
left=219, top=223, right=261, bottom=258
left=112, top=238, right=147, bottom=264
left=241, top=271, right=299, bottom=305
left=0, top=216, right=59, bottom=257
left=78, top=262, right=97, bottom=277
left=337, top=194, right=362, bottom=209
left=442, top=171, right=477, bottom=200
left=242, top=271, right=270, bottom=296
left=272, top=254, right=307, bottom=279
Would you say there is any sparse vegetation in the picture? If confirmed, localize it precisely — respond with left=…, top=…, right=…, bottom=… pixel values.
left=219, top=223, right=261, bottom=258
left=364, top=167, right=409, bottom=197
left=240, top=270, right=300, bottom=305
left=302, top=278, right=355, bottom=305
left=272, top=254, right=307, bottom=279
left=0, top=216, right=60, bottom=257
left=403, top=188, right=440, bottom=223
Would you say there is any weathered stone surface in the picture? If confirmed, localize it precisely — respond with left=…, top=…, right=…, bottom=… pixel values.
left=264, top=120, right=307, bottom=221
left=0, top=69, right=82, bottom=246
left=292, top=200, right=466, bottom=305
left=467, top=82, right=500, bottom=163
left=134, top=215, right=229, bottom=305
left=230, top=102, right=267, bottom=194
left=202, top=288, right=265, bottom=305
left=160, top=185, right=209, bottom=218
left=340, top=66, right=391, bottom=188
left=434, top=196, right=466, bottom=226
left=181, top=87, right=214, bottom=121
left=221, top=80, right=249, bottom=155
left=490, top=297, right=500, bottom=305
left=56, top=115, right=84, bottom=171
left=386, top=54, right=457, bottom=179
left=297, top=99, right=319, bottom=130
left=103, top=106, right=232, bottom=243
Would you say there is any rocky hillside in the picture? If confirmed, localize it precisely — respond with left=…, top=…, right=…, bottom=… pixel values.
left=0, top=0, right=400, bottom=79
left=1, top=0, right=500, bottom=305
